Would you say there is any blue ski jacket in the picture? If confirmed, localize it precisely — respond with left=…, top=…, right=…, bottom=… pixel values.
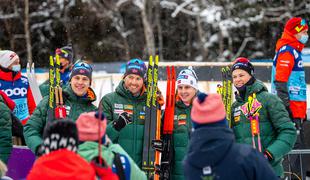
left=183, top=124, right=278, bottom=180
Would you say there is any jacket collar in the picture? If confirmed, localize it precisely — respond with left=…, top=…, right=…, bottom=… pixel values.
left=0, top=70, right=21, bottom=81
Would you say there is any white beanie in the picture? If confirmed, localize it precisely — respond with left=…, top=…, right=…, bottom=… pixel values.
left=0, top=50, right=19, bottom=68
left=177, top=66, right=198, bottom=90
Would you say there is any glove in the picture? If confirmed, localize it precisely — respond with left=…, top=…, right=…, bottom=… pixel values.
left=90, top=156, right=119, bottom=180
left=113, top=112, right=132, bottom=131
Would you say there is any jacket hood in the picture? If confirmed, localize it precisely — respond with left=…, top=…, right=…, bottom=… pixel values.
left=276, top=31, right=304, bottom=52
left=63, top=85, right=96, bottom=104
left=235, top=80, right=268, bottom=102
left=115, top=80, right=146, bottom=100
left=27, top=149, right=95, bottom=179
left=186, top=125, right=234, bottom=168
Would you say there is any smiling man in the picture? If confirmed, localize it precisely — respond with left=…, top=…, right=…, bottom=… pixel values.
left=24, top=61, right=97, bottom=156
left=100, top=58, right=147, bottom=168
left=172, top=66, right=199, bottom=180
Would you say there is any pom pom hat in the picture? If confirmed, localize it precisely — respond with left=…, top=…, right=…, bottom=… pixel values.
left=191, top=93, right=226, bottom=129
left=76, top=112, right=107, bottom=141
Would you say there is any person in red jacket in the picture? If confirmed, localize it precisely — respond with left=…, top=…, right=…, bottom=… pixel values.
left=27, top=119, right=118, bottom=180
left=0, top=50, right=36, bottom=125
left=271, top=17, right=308, bottom=179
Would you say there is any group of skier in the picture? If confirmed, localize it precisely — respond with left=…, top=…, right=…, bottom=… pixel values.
left=0, top=16, right=309, bottom=179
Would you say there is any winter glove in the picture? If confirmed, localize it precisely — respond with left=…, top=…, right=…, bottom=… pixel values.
left=113, top=112, right=132, bottom=131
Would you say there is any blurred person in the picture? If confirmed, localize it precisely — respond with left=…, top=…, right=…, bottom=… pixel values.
left=24, top=61, right=97, bottom=156
left=27, top=119, right=118, bottom=180
left=183, top=92, right=278, bottom=180
left=39, top=44, right=74, bottom=97
left=0, top=50, right=36, bottom=125
left=77, top=111, right=147, bottom=180
left=231, top=57, right=297, bottom=178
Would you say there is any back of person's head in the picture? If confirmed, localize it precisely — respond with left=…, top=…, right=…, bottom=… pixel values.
left=41, top=119, right=78, bottom=154
left=76, top=112, right=107, bottom=142
left=191, top=92, right=227, bottom=129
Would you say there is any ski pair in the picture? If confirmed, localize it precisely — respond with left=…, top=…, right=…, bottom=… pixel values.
left=142, top=55, right=160, bottom=178
left=151, top=66, right=176, bottom=180
left=47, top=55, right=66, bottom=122
left=220, top=66, right=232, bottom=127
left=26, top=62, right=42, bottom=105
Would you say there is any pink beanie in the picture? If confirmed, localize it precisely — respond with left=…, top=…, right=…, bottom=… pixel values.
left=76, top=112, right=107, bottom=141
left=191, top=93, right=226, bottom=124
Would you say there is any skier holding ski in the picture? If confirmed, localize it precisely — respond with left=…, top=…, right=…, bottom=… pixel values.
left=230, top=57, right=297, bottom=178
left=0, top=50, right=36, bottom=125
left=77, top=111, right=147, bottom=180
left=100, top=59, right=147, bottom=168
left=171, top=67, right=199, bottom=180
left=24, top=61, right=97, bottom=155
left=39, top=44, right=74, bottom=97
left=183, top=92, right=278, bottom=180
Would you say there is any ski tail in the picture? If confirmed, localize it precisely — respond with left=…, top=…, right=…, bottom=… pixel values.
left=159, top=65, right=176, bottom=180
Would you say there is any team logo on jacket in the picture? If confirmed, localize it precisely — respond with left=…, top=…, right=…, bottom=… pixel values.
left=114, top=103, right=124, bottom=114
left=178, top=114, right=187, bottom=125
left=3, top=87, right=27, bottom=97
left=233, top=106, right=241, bottom=123
left=139, top=111, right=145, bottom=120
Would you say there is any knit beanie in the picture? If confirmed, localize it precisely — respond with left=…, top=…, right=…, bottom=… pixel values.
left=55, top=44, right=74, bottom=63
left=191, top=93, right=226, bottom=129
left=284, top=17, right=308, bottom=35
left=76, top=112, right=107, bottom=141
left=41, top=119, right=79, bottom=154
left=0, top=50, right=19, bottom=68
left=124, top=58, right=147, bottom=80
left=177, top=66, right=198, bottom=90
left=231, top=57, right=254, bottom=76
left=69, top=61, right=92, bottom=82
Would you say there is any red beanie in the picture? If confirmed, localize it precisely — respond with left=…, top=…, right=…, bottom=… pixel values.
left=191, top=93, right=226, bottom=124
left=76, top=112, right=107, bottom=141
left=284, top=17, right=308, bottom=35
